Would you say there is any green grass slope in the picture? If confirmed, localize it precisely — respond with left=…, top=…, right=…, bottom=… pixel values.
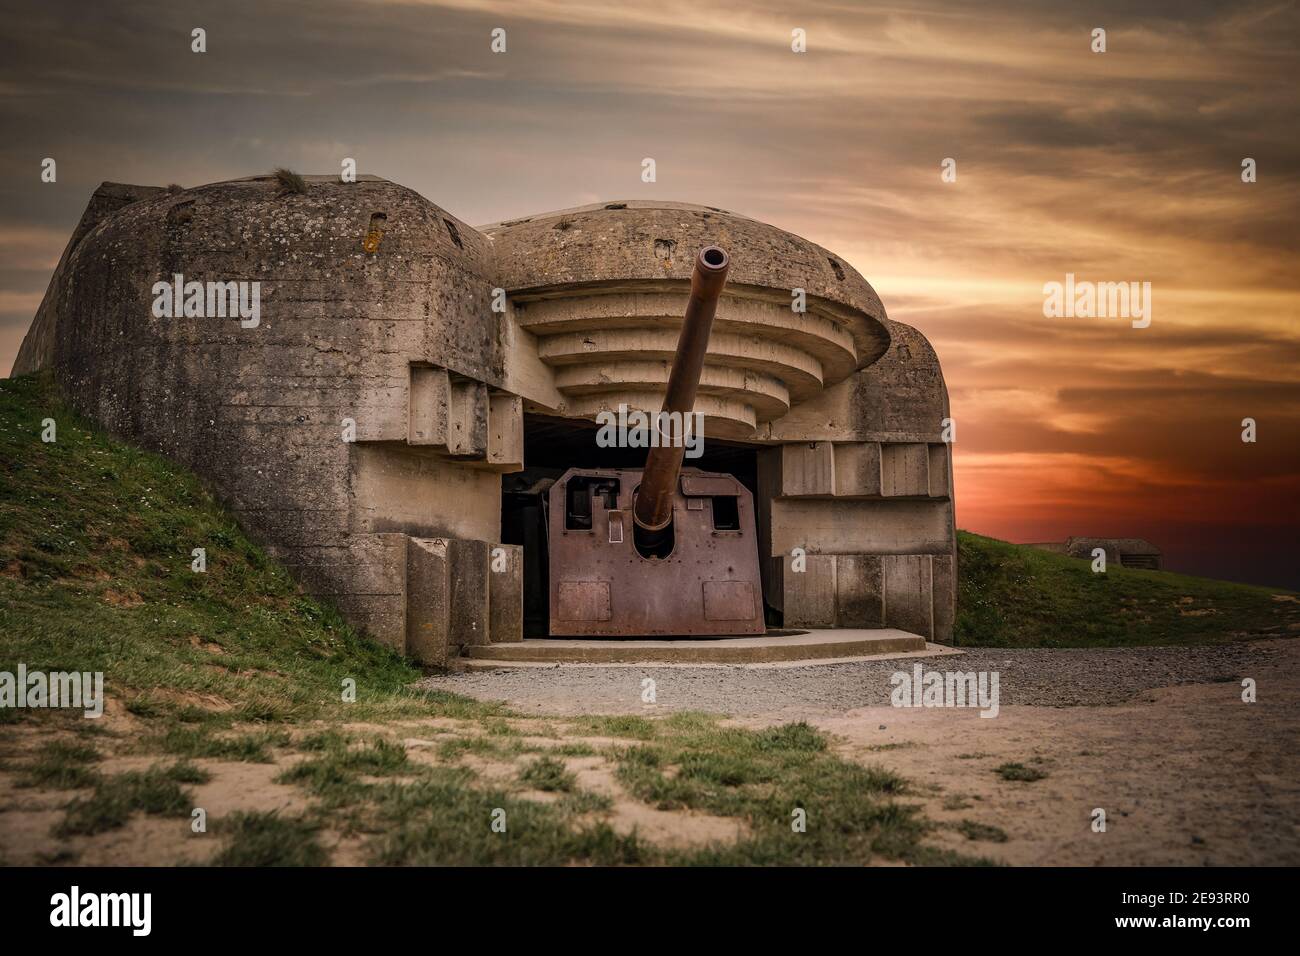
left=0, top=372, right=439, bottom=724
left=956, top=531, right=1298, bottom=648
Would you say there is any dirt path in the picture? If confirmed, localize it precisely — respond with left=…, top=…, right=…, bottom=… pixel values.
left=426, top=638, right=1300, bottom=865
left=812, top=677, right=1298, bottom=865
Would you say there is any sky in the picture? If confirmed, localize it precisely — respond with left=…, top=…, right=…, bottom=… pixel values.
left=1, top=0, right=1296, bottom=587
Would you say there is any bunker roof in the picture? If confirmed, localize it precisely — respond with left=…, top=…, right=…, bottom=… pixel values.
left=481, top=199, right=891, bottom=369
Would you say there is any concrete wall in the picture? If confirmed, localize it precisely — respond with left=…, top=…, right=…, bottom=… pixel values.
left=14, top=175, right=525, bottom=662
left=754, top=321, right=957, bottom=641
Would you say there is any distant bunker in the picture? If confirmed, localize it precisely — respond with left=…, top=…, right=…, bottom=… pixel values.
left=1029, top=537, right=1162, bottom=571
left=14, top=175, right=956, bottom=664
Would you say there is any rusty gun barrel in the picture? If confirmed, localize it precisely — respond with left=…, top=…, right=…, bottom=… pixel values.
left=633, top=245, right=729, bottom=546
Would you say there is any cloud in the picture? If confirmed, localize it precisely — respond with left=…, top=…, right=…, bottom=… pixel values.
left=0, top=0, right=1295, bottom=586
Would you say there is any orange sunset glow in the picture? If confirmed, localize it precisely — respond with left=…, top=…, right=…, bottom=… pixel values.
left=2, top=0, right=1297, bottom=586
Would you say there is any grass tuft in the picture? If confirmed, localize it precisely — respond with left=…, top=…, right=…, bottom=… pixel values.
left=271, top=167, right=307, bottom=195
left=19, top=739, right=101, bottom=789
left=569, top=715, right=657, bottom=740
left=56, top=766, right=194, bottom=836
left=152, top=725, right=290, bottom=763
left=957, top=820, right=1009, bottom=842
left=211, top=811, right=327, bottom=867
left=994, top=762, right=1047, bottom=783
left=518, top=756, right=575, bottom=793
left=275, top=736, right=410, bottom=805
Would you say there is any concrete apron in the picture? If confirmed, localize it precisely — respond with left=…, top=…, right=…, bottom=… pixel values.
left=457, top=629, right=962, bottom=668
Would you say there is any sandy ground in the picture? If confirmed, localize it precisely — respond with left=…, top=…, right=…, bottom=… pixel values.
left=3, top=640, right=1295, bottom=865
left=0, top=720, right=751, bottom=864
left=424, top=638, right=1300, bottom=865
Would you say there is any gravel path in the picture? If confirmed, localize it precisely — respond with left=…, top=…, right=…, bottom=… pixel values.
left=420, top=639, right=1292, bottom=718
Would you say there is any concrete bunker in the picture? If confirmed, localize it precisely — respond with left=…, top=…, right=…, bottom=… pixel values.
left=13, top=178, right=958, bottom=664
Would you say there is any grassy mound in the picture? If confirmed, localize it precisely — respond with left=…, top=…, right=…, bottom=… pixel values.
left=955, top=531, right=1298, bottom=648
left=0, top=372, right=443, bottom=725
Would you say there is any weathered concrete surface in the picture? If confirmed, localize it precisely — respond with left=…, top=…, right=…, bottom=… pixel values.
left=463, top=629, right=928, bottom=664
left=406, top=537, right=452, bottom=665
left=484, top=200, right=892, bottom=440
left=12, top=176, right=956, bottom=653
left=12, top=182, right=166, bottom=376
left=752, top=315, right=958, bottom=640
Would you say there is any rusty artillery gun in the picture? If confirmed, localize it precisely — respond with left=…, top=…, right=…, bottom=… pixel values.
left=546, top=246, right=767, bottom=637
